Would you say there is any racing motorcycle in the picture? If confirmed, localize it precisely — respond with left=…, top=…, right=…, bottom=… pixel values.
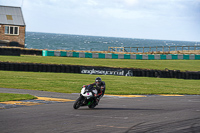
left=73, top=85, right=98, bottom=109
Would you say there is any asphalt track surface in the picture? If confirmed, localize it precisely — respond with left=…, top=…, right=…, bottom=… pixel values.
left=0, top=88, right=200, bottom=133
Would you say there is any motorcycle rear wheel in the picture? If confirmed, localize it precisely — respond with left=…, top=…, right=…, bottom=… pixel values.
left=88, top=102, right=96, bottom=109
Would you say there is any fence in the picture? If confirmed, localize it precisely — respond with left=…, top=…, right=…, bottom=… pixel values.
left=42, top=50, right=200, bottom=60
left=108, top=46, right=200, bottom=53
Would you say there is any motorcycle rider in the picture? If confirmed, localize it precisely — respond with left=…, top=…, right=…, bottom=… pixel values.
left=88, top=77, right=106, bottom=105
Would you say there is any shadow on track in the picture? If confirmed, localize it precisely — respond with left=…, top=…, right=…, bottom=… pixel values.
left=79, top=107, right=162, bottom=111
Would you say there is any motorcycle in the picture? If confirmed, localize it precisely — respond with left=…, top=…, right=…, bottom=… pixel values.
left=73, top=85, right=98, bottom=109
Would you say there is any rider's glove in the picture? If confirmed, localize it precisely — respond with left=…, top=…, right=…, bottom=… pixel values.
left=94, top=94, right=98, bottom=97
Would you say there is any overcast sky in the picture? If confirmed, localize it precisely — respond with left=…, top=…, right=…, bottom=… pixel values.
left=1, top=0, right=200, bottom=42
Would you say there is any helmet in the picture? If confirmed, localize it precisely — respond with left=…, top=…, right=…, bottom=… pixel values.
left=95, top=77, right=102, bottom=86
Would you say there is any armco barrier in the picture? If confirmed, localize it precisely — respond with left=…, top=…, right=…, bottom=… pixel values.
left=42, top=50, right=200, bottom=60
left=0, top=62, right=199, bottom=79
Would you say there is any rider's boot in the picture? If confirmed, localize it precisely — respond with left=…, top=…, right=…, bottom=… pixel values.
left=95, top=98, right=100, bottom=105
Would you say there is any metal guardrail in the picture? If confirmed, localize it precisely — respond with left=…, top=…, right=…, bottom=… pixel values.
left=108, top=46, right=200, bottom=53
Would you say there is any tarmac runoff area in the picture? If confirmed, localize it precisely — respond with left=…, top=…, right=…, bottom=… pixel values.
left=1, top=88, right=200, bottom=133
left=0, top=96, right=75, bottom=109
left=0, top=94, right=184, bottom=109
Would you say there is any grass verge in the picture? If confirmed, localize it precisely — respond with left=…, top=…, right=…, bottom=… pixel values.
left=0, top=93, right=37, bottom=102
left=0, top=55, right=200, bottom=71
left=0, top=71, right=199, bottom=95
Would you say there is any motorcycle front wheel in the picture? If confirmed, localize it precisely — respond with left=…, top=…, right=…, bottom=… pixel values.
left=73, top=96, right=82, bottom=109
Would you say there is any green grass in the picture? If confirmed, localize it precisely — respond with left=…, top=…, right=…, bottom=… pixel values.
left=0, top=93, right=37, bottom=102
left=0, top=55, right=199, bottom=101
left=0, top=55, right=200, bottom=71
left=0, top=71, right=199, bottom=95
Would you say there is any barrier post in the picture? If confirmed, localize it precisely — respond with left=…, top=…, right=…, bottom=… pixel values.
left=47, top=51, right=55, bottom=56
left=99, top=53, right=105, bottom=58
left=42, top=50, right=47, bottom=56
left=124, top=54, right=130, bottom=59
left=195, top=55, right=200, bottom=60
left=112, top=54, right=118, bottom=59
left=73, top=52, right=79, bottom=57
left=85, top=53, right=92, bottom=58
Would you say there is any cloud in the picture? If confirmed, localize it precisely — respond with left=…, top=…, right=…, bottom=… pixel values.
left=5, top=0, right=197, bottom=20
left=0, top=0, right=199, bottom=41
left=123, top=0, right=139, bottom=6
